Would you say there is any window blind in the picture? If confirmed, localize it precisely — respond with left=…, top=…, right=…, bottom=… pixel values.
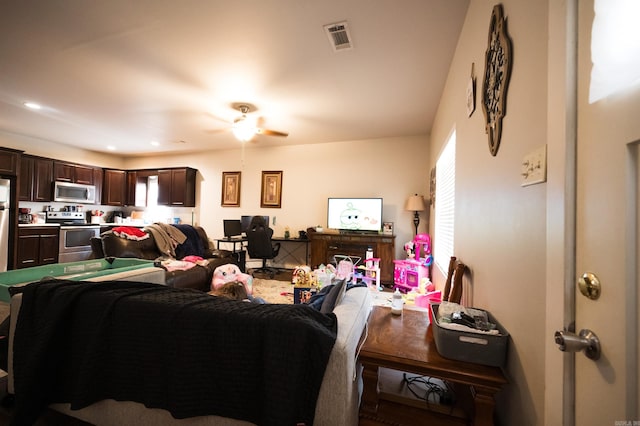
left=434, top=130, right=456, bottom=275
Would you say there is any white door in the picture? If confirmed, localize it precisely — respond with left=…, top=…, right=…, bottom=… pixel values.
left=572, top=1, right=640, bottom=423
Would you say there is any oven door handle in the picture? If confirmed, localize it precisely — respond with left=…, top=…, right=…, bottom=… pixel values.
left=60, top=224, right=100, bottom=231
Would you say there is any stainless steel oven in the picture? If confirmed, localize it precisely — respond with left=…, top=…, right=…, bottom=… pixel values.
left=46, top=211, right=100, bottom=263
left=58, top=225, right=100, bottom=263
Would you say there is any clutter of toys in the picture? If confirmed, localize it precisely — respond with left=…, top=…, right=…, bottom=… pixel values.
left=291, top=234, right=440, bottom=307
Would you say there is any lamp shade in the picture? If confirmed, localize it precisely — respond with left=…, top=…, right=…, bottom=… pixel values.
left=405, top=194, right=425, bottom=212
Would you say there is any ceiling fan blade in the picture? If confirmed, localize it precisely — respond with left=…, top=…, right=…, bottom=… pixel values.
left=206, top=111, right=233, bottom=124
left=256, top=128, right=289, bottom=137
left=204, top=128, right=230, bottom=135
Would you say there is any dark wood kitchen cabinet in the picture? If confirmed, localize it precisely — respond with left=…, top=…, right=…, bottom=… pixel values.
left=93, top=166, right=103, bottom=205
left=126, top=170, right=138, bottom=206
left=17, top=226, right=59, bottom=269
left=157, top=168, right=196, bottom=207
left=19, top=155, right=53, bottom=202
left=0, top=147, right=21, bottom=175
left=309, top=232, right=396, bottom=285
left=102, top=169, right=127, bottom=206
left=54, top=161, right=96, bottom=185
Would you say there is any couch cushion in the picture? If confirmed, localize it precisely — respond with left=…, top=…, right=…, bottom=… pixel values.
left=100, top=231, right=161, bottom=260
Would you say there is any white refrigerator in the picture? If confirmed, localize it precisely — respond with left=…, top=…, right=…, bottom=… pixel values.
left=0, top=178, right=11, bottom=271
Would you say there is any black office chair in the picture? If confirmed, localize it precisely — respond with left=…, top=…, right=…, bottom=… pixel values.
left=246, top=216, right=281, bottom=278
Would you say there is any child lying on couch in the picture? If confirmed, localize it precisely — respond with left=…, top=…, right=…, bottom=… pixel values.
left=209, top=281, right=266, bottom=304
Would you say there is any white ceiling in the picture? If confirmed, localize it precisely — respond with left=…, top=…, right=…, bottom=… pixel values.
left=0, top=0, right=469, bottom=155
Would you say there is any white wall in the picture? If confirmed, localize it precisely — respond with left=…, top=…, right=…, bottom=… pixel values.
left=123, top=135, right=430, bottom=258
left=429, top=1, right=548, bottom=424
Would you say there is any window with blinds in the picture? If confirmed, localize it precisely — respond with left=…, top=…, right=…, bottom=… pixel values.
left=434, top=130, right=456, bottom=275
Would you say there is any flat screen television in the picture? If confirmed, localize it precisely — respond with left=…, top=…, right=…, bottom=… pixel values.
left=327, top=197, right=383, bottom=233
left=240, top=215, right=270, bottom=233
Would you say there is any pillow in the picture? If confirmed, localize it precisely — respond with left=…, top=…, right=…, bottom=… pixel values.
left=320, top=279, right=347, bottom=314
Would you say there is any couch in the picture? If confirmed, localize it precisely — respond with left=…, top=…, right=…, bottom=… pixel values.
left=7, top=279, right=373, bottom=426
left=91, top=224, right=237, bottom=292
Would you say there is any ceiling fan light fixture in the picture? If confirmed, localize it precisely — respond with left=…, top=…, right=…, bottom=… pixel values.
left=232, top=115, right=256, bottom=141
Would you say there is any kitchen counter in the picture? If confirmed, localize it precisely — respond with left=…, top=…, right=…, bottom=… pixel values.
left=18, top=223, right=60, bottom=228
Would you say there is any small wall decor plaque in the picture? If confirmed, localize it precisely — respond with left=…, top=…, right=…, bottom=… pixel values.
left=481, top=4, right=513, bottom=156
left=466, top=63, right=476, bottom=117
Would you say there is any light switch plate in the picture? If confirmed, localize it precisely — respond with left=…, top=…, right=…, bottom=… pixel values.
left=521, top=145, right=547, bottom=187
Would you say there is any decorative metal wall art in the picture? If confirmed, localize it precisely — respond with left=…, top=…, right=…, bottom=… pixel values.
left=481, top=4, right=512, bottom=156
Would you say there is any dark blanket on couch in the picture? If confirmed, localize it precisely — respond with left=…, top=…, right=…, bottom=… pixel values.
left=173, top=224, right=207, bottom=258
left=10, top=279, right=338, bottom=426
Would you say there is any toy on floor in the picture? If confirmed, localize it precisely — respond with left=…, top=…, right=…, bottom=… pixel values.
left=354, top=257, right=381, bottom=290
left=333, top=255, right=359, bottom=282
left=292, top=265, right=316, bottom=286
left=211, top=263, right=254, bottom=295
left=292, top=265, right=320, bottom=304
left=314, top=264, right=336, bottom=287
left=394, top=233, right=432, bottom=293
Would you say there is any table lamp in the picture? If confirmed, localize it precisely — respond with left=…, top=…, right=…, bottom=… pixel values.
left=405, top=194, right=425, bottom=236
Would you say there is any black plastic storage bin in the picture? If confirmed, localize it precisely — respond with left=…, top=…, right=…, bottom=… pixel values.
left=430, top=303, right=509, bottom=367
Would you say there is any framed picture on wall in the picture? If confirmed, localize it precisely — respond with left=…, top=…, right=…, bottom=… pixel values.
left=261, top=170, right=282, bottom=208
left=221, top=171, right=241, bottom=207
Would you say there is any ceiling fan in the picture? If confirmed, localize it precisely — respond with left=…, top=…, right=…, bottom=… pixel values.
left=229, top=103, right=289, bottom=142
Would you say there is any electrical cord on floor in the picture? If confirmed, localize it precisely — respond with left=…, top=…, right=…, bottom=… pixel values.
left=402, top=373, right=455, bottom=414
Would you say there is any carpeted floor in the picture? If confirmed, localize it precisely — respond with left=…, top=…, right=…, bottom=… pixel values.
left=252, top=278, right=294, bottom=304
left=248, top=268, right=296, bottom=303
left=251, top=272, right=395, bottom=306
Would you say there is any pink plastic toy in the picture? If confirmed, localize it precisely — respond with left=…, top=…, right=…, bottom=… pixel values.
left=393, top=234, right=431, bottom=293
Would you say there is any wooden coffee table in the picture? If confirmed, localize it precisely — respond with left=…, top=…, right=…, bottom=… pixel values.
left=358, top=306, right=507, bottom=426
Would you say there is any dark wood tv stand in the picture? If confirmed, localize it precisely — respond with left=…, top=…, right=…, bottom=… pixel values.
left=309, top=232, right=396, bottom=285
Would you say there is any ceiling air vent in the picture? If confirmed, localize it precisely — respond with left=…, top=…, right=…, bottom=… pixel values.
left=324, top=21, right=353, bottom=52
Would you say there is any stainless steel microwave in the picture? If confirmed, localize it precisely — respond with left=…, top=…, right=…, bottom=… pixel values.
left=53, top=181, right=96, bottom=204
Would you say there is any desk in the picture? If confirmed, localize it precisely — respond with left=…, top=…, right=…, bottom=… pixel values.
left=215, top=238, right=247, bottom=272
left=215, top=237, right=310, bottom=271
left=359, top=306, right=507, bottom=426
left=271, top=237, right=310, bottom=266
left=215, top=237, right=246, bottom=251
